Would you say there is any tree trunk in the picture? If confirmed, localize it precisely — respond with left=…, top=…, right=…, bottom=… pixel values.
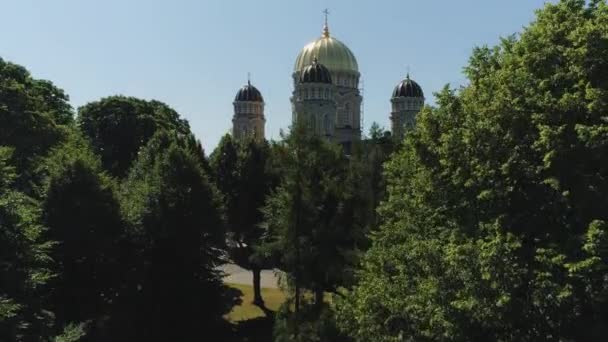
left=293, top=140, right=302, bottom=339
left=294, top=279, right=300, bottom=337
left=252, top=267, right=264, bottom=305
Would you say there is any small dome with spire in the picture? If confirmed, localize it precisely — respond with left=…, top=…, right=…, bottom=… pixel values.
left=392, top=74, right=424, bottom=98
left=235, top=80, right=264, bottom=102
left=300, top=57, right=333, bottom=84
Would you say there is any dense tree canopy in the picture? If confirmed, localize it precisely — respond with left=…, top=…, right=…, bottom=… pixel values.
left=0, top=57, right=73, bottom=189
left=337, top=1, right=608, bottom=340
left=261, top=124, right=357, bottom=297
left=210, top=136, right=276, bottom=305
left=0, top=147, right=53, bottom=341
left=116, top=132, right=233, bottom=341
left=259, top=123, right=367, bottom=341
left=77, top=96, right=190, bottom=178
left=210, top=134, right=240, bottom=232
left=42, top=134, right=125, bottom=329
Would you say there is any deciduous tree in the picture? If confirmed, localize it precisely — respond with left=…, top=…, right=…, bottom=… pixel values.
left=42, top=134, right=125, bottom=329
left=117, top=132, right=233, bottom=341
left=77, top=96, right=189, bottom=178
left=338, top=1, right=608, bottom=340
left=0, top=147, right=53, bottom=341
left=0, top=58, right=73, bottom=190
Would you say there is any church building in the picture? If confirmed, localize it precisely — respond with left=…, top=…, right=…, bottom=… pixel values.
left=231, top=13, right=425, bottom=144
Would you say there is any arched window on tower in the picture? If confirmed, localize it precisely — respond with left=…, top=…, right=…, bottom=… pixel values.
left=324, top=114, right=331, bottom=135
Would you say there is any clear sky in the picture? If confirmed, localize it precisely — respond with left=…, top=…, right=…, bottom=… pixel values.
left=1, top=0, right=553, bottom=151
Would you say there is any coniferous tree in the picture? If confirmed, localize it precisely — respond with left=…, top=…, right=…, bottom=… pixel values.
left=348, top=123, right=394, bottom=242
left=260, top=122, right=359, bottom=340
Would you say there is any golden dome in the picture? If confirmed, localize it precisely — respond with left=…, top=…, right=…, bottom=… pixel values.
left=294, top=22, right=358, bottom=74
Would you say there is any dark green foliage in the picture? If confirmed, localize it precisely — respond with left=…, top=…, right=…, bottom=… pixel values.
left=261, top=122, right=357, bottom=296
left=0, top=147, right=53, bottom=341
left=0, top=58, right=73, bottom=190
left=1, top=58, right=237, bottom=341
left=115, top=132, right=233, bottom=341
left=42, top=134, right=125, bottom=329
left=210, top=134, right=240, bottom=228
left=273, top=302, right=351, bottom=342
left=210, top=135, right=276, bottom=304
left=259, top=122, right=368, bottom=341
left=338, top=1, right=608, bottom=340
left=231, top=139, right=274, bottom=269
left=349, top=123, right=394, bottom=239
left=77, top=96, right=190, bottom=178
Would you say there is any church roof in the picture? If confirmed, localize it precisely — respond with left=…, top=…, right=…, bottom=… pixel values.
left=300, top=57, right=333, bottom=84
left=235, top=81, right=264, bottom=102
left=392, top=75, right=424, bottom=98
left=294, top=17, right=358, bottom=74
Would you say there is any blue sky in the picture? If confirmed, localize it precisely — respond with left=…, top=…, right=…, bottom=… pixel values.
left=1, top=0, right=553, bottom=151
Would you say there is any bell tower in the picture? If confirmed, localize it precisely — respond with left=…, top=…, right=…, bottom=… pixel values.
left=233, top=77, right=265, bottom=141
left=390, top=73, right=424, bottom=141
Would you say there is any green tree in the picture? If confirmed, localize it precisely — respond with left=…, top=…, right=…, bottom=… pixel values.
left=77, top=96, right=190, bottom=178
left=0, top=57, right=73, bottom=190
left=211, top=136, right=276, bottom=305
left=235, top=139, right=275, bottom=305
left=349, top=123, right=394, bottom=237
left=42, top=133, right=125, bottom=329
left=210, top=134, right=240, bottom=225
left=338, top=1, right=608, bottom=340
left=0, top=147, right=53, bottom=341
left=116, top=132, right=233, bottom=341
left=260, top=122, right=360, bottom=340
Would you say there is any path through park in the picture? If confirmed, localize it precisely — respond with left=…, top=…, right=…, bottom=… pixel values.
left=221, top=264, right=280, bottom=289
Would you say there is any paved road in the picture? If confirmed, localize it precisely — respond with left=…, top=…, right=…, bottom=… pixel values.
left=221, top=264, right=280, bottom=289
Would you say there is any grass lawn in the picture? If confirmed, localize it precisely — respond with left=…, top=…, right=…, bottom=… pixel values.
left=225, top=283, right=286, bottom=322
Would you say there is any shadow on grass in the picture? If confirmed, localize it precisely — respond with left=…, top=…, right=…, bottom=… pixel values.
left=229, top=303, right=275, bottom=342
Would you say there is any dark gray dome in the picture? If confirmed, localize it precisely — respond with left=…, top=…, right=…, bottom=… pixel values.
left=235, top=81, right=264, bottom=102
left=392, top=75, right=424, bottom=98
left=300, top=58, right=332, bottom=84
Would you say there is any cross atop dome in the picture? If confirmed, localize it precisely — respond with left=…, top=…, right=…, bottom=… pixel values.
left=322, top=9, right=330, bottom=38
